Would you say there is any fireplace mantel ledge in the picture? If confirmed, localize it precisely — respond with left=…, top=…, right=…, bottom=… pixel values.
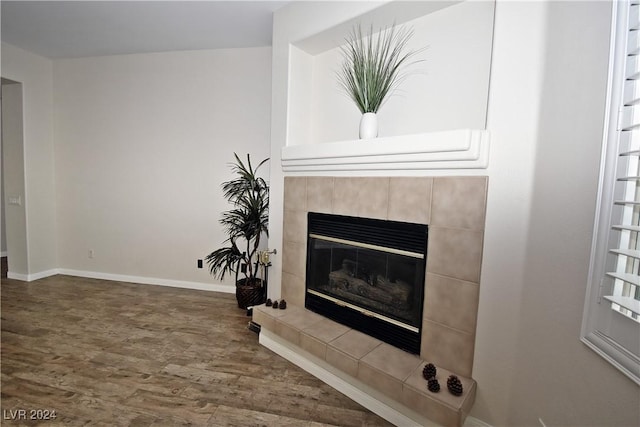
left=281, top=129, right=490, bottom=172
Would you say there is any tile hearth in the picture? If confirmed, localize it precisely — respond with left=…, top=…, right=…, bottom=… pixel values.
left=253, top=304, right=477, bottom=426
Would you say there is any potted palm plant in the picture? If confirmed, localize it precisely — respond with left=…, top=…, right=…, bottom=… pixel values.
left=337, top=23, right=423, bottom=139
left=205, top=153, right=269, bottom=309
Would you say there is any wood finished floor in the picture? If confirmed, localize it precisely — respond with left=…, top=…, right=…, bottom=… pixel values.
left=1, top=275, right=393, bottom=426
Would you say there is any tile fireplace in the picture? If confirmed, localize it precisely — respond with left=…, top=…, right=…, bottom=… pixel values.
left=256, top=175, right=488, bottom=425
left=280, top=176, right=487, bottom=378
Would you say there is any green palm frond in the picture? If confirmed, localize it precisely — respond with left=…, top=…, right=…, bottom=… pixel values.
left=204, top=243, right=243, bottom=280
left=222, top=153, right=269, bottom=203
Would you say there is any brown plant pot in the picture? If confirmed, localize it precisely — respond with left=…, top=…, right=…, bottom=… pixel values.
left=236, top=278, right=265, bottom=309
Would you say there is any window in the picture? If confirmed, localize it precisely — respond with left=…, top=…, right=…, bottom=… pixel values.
left=582, top=0, right=640, bottom=385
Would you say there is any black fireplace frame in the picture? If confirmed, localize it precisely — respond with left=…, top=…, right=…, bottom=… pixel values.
left=305, top=212, right=428, bottom=354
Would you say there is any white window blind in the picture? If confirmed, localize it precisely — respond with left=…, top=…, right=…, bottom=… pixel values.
left=582, top=0, right=640, bottom=385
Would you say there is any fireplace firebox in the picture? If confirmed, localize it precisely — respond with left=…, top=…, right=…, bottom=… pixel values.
left=305, top=212, right=428, bottom=354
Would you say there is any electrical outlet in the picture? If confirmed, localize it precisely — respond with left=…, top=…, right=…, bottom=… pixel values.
left=197, top=259, right=203, bottom=269
left=88, top=249, right=94, bottom=259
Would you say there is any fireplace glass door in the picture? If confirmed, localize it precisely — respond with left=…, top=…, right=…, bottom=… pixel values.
left=305, top=212, right=428, bottom=354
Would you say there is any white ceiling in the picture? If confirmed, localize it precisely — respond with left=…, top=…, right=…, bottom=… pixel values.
left=1, top=1, right=289, bottom=59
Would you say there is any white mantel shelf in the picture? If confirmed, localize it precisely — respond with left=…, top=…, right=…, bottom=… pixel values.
left=281, top=129, right=490, bottom=172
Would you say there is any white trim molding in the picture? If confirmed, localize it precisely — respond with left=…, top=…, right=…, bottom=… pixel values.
left=5, top=267, right=234, bottom=295
left=281, top=129, right=490, bottom=172
left=7, top=271, right=29, bottom=281
left=581, top=0, right=640, bottom=386
left=57, top=269, right=235, bottom=294
left=7, top=269, right=58, bottom=281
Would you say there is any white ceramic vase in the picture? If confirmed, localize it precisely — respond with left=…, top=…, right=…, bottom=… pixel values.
left=359, top=112, right=378, bottom=139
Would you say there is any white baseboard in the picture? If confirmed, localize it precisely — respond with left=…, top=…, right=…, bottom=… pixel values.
left=6, top=269, right=58, bottom=281
left=57, top=269, right=235, bottom=294
left=465, top=416, right=494, bottom=427
left=5, top=267, right=234, bottom=295
left=6, top=271, right=29, bottom=281
left=29, top=269, right=60, bottom=281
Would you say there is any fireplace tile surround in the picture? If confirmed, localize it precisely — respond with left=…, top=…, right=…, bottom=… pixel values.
left=257, top=175, right=487, bottom=425
left=281, top=176, right=487, bottom=377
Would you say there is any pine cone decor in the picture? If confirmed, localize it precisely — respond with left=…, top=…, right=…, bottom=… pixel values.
left=427, top=378, right=440, bottom=393
left=447, top=375, right=463, bottom=396
left=272, top=300, right=279, bottom=309
left=265, top=298, right=273, bottom=307
left=279, top=299, right=287, bottom=310
left=422, top=363, right=437, bottom=380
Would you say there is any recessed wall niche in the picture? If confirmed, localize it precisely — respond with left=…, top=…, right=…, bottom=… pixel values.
left=287, top=0, right=495, bottom=146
